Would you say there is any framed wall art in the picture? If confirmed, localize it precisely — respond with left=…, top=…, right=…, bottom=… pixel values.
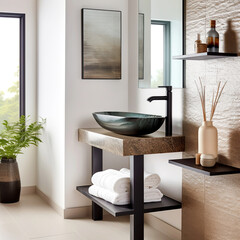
left=81, top=8, right=122, bottom=79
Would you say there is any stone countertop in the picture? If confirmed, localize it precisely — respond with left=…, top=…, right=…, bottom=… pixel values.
left=78, top=128, right=185, bottom=156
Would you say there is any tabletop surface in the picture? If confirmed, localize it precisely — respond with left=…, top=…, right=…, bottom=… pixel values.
left=78, top=128, right=185, bottom=156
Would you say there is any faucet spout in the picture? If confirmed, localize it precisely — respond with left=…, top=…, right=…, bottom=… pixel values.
left=147, top=86, right=172, bottom=136
left=147, top=96, right=167, bottom=102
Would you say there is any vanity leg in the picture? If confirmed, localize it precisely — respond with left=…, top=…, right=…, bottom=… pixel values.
left=92, top=146, right=103, bottom=221
left=130, top=155, right=144, bottom=240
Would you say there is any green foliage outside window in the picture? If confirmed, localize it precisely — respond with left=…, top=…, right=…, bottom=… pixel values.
left=0, top=81, right=19, bottom=130
left=0, top=67, right=20, bottom=130
left=151, top=69, right=164, bottom=88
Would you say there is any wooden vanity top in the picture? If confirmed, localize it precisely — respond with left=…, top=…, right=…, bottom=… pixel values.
left=78, top=128, right=185, bottom=156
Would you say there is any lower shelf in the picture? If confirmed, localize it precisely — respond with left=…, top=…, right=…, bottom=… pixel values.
left=76, top=185, right=181, bottom=217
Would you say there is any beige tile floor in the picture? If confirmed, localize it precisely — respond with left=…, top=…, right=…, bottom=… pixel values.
left=0, top=194, right=173, bottom=240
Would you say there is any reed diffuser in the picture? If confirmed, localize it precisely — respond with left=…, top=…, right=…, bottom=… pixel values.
left=195, top=78, right=226, bottom=167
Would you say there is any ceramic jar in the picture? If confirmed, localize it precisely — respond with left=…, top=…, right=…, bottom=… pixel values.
left=0, top=158, right=21, bottom=203
left=200, top=154, right=216, bottom=167
left=198, top=121, right=218, bottom=160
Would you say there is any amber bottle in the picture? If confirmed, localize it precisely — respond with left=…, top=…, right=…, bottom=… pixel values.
left=207, top=20, right=219, bottom=52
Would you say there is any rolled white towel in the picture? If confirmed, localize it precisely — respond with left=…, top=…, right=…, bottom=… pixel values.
left=89, top=185, right=130, bottom=205
left=89, top=185, right=163, bottom=205
left=91, top=169, right=130, bottom=193
left=120, top=168, right=161, bottom=189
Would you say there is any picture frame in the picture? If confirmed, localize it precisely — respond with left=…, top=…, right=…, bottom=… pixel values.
left=81, top=8, right=122, bottom=80
left=138, top=13, right=144, bottom=80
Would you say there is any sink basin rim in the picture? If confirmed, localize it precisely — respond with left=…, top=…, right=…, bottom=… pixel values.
left=93, top=111, right=165, bottom=120
left=92, top=111, right=165, bottom=136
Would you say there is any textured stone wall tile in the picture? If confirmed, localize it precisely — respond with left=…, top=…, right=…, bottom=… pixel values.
left=205, top=175, right=240, bottom=218
left=186, top=20, right=206, bottom=54
left=183, top=0, right=240, bottom=239
left=204, top=58, right=239, bottom=78
left=185, top=0, right=240, bottom=166
left=204, top=203, right=240, bottom=240
left=230, top=13, right=240, bottom=52
left=182, top=195, right=205, bottom=240
left=206, top=0, right=239, bottom=19
left=183, top=119, right=199, bottom=154
left=182, top=169, right=205, bottom=202
left=185, top=64, right=205, bottom=82
left=216, top=58, right=240, bottom=77
left=186, top=0, right=206, bottom=23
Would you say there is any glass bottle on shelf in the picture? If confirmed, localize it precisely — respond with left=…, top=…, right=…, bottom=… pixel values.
left=207, top=20, right=219, bottom=53
left=194, top=33, right=202, bottom=53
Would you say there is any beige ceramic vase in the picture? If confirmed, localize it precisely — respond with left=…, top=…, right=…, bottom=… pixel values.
left=198, top=121, right=218, bottom=158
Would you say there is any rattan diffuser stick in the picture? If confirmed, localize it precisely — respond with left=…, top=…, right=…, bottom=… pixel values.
left=195, top=78, right=206, bottom=121
left=210, top=81, right=227, bottom=121
left=195, top=78, right=226, bottom=121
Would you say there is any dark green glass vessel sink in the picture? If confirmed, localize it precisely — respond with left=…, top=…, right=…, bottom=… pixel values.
left=92, top=111, right=165, bottom=136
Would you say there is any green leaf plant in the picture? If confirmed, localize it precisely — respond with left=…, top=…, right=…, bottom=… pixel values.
left=0, top=116, right=45, bottom=160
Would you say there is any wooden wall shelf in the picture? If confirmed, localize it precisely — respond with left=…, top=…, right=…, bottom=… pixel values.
left=173, top=52, right=238, bottom=60
left=169, top=158, right=240, bottom=176
left=77, top=186, right=181, bottom=217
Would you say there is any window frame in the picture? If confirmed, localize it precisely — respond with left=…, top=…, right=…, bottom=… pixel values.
left=151, top=20, right=171, bottom=86
left=0, top=12, right=25, bottom=117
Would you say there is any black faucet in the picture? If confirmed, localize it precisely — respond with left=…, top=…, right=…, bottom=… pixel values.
left=147, top=86, right=172, bottom=136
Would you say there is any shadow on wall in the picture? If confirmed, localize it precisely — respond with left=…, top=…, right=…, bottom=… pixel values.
left=229, top=130, right=240, bottom=168
left=183, top=120, right=199, bottom=157
left=224, top=19, right=239, bottom=54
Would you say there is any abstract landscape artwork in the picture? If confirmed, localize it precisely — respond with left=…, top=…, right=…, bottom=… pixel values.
left=82, top=8, right=122, bottom=79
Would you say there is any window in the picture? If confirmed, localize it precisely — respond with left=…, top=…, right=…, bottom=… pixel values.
left=151, top=20, right=170, bottom=88
left=0, top=13, right=25, bottom=128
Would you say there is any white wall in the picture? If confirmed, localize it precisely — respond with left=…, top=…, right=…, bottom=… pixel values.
left=37, top=0, right=66, bottom=209
left=65, top=0, right=129, bottom=209
left=128, top=0, right=183, bottom=230
left=0, top=0, right=37, bottom=187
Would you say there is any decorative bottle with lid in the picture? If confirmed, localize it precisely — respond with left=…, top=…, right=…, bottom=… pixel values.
left=194, top=34, right=202, bottom=53
left=207, top=20, right=219, bottom=52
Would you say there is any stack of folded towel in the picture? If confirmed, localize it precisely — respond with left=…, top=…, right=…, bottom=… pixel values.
left=88, top=168, right=163, bottom=205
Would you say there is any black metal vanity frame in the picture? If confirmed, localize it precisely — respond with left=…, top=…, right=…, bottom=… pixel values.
left=92, top=147, right=145, bottom=239
left=77, top=146, right=182, bottom=240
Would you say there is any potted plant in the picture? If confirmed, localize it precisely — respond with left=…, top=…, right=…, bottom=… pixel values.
left=0, top=116, right=45, bottom=203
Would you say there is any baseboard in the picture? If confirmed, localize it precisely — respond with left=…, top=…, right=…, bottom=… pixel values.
left=35, top=187, right=92, bottom=219
left=144, top=213, right=181, bottom=240
left=21, top=186, right=36, bottom=195
left=36, top=187, right=64, bottom=217
left=34, top=187, right=181, bottom=240
left=64, top=206, right=91, bottom=219
left=65, top=207, right=181, bottom=239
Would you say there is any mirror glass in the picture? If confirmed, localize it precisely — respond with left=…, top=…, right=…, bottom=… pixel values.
left=138, top=0, right=184, bottom=88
